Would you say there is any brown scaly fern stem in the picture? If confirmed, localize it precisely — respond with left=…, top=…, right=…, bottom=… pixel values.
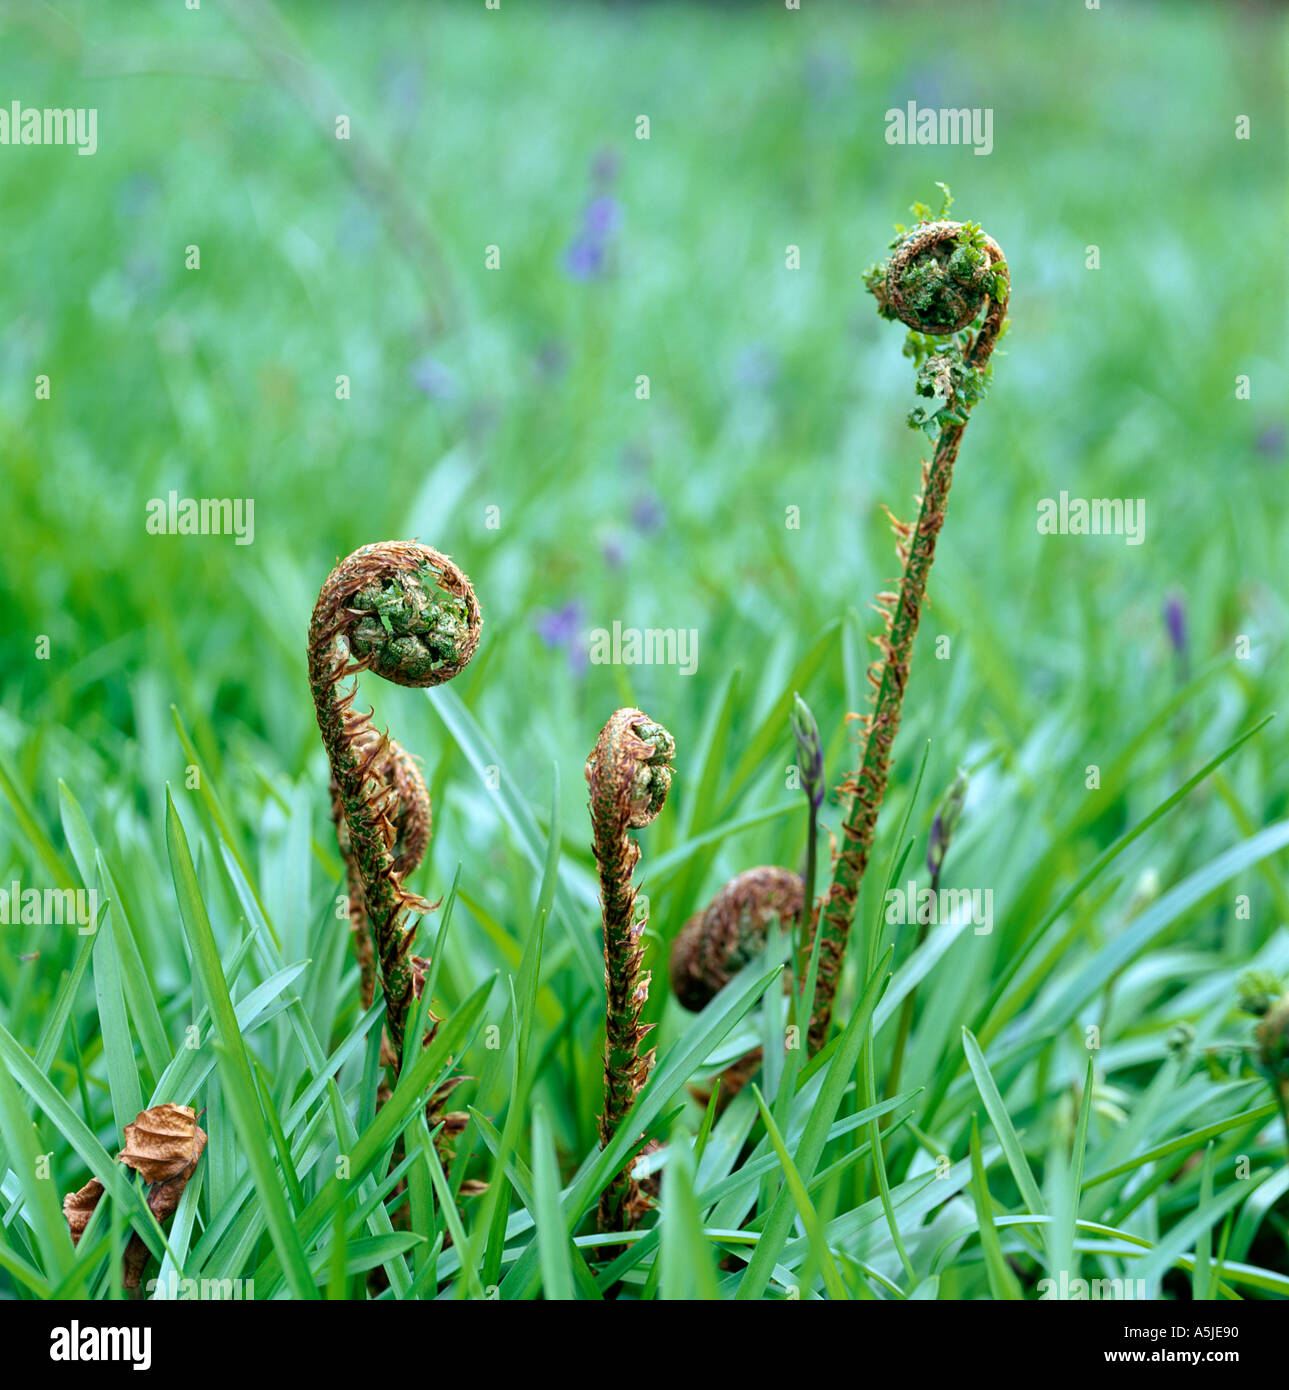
left=586, top=707, right=675, bottom=1238
left=800, top=212, right=1010, bottom=1056
left=669, top=866, right=804, bottom=1110
left=308, top=541, right=481, bottom=1068
left=331, top=739, right=431, bottom=1015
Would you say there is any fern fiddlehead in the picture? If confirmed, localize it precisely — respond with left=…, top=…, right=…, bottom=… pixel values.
left=670, top=866, right=804, bottom=1012
left=801, top=204, right=1009, bottom=1055
left=586, top=707, right=675, bottom=1236
left=309, top=540, right=482, bottom=1064
left=669, top=866, right=803, bottom=1109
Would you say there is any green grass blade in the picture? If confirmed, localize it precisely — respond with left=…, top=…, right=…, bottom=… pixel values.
left=962, top=1027, right=1045, bottom=1216
left=165, top=789, right=316, bottom=1299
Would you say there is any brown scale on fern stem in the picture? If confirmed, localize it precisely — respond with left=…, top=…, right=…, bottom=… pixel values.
left=586, top=707, right=675, bottom=1237
left=800, top=219, right=1009, bottom=1056
left=331, top=738, right=432, bottom=1012
left=308, top=540, right=481, bottom=1064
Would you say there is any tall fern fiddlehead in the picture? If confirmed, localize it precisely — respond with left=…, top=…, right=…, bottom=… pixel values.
left=309, top=540, right=482, bottom=1064
left=800, top=200, right=1009, bottom=1055
left=586, top=707, right=675, bottom=1236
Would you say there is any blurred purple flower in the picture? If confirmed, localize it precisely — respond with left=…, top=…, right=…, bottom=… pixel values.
left=410, top=355, right=461, bottom=400
left=584, top=196, right=621, bottom=240
left=631, top=492, right=665, bottom=535
left=1163, top=592, right=1187, bottom=656
left=534, top=339, right=568, bottom=382
left=1164, top=591, right=1191, bottom=685
left=564, top=237, right=606, bottom=281
left=563, top=191, right=623, bottom=282
left=535, top=600, right=588, bottom=676
left=1256, top=423, right=1285, bottom=457
left=536, top=600, right=583, bottom=648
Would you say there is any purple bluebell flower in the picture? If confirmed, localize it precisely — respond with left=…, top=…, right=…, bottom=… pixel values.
left=562, top=187, right=623, bottom=282
left=1163, top=590, right=1190, bottom=684
left=410, top=355, right=460, bottom=400
left=584, top=196, right=621, bottom=240
left=630, top=492, right=665, bottom=536
left=1256, top=423, right=1285, bottom=457
left=536, top=600, right=583, bottom=649
left=535, top=600, right=588, bottom=675
left=564, top=237, right=605, bottom=281
left=1163, top=592, right=1187, bottom=657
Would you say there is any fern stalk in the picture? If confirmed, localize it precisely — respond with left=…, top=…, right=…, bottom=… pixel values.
left=308, top=540, right=481, bottom=1064
left=586, top=707, right=675, bottom=1237
left=801, top=204, right=1009, bottom=1055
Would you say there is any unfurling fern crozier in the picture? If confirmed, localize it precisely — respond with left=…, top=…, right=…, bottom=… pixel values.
left=309, top=540, right=481, bottom=1063
left=586, top=707, right=675, bottom=1235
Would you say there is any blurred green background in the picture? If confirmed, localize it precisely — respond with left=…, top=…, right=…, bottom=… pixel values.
left=0, top=0, right=1287, bottom=1277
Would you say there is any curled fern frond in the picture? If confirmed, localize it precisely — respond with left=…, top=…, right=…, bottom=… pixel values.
left=802, top=203, right=1009, bottom=1056
left=870, top=219, right=1005, bottom=335
left=670, top=866, right=803, bottom=1012
left=670, top=865, right=804, bottom=1112
left=586, top=707, right=675, bottom=1237
left=309, top=540, right=482, bottom=1062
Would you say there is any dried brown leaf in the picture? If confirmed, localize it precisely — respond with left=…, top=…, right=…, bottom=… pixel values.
left=62, top=1177, right=105, bottom=1246
left=62, top=1102, right=208, bottom=1290
left=118, top=1103, right=207, bottom=1183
